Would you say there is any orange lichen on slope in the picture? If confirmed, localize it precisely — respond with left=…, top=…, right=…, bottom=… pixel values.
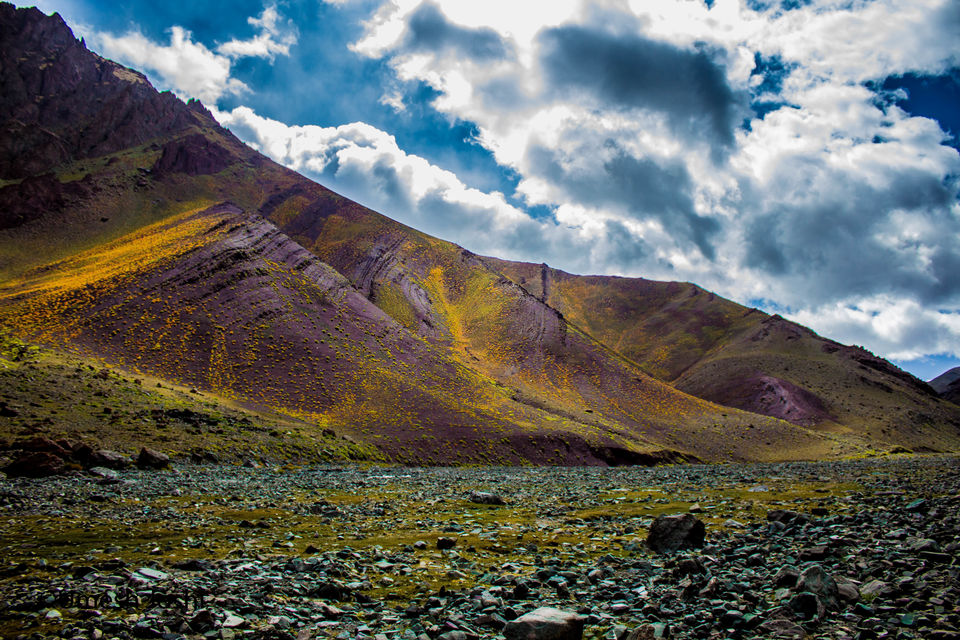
left=0, top=207, right=230, bottom=343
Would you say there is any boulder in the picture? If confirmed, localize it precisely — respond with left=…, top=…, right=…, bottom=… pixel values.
left=136, top=447, right=169, bottom=469
left=795, top=564, right=838, bottom=610
left=436, top=536, right=457, bottom=550
left=468, top=491, right=506, bottom=505
left=503, top=607, right=586, bottom=640
left=647, top=514, right=705, bottom=553
left=766, top=510, right=811, bottom=528
left=2, top=451, right=65, bottom=477
left=89, top=449, right=131, bottom=469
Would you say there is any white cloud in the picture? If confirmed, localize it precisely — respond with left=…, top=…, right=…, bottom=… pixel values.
left=214, top=105, right=534, bottom=240
left=331, top=0, right=960, bottom=364
left=790, top=297, right=960, bottom=361
left=95, top=27, right=246, bottom=104
left=89, top=5, right=297, bottom=104
left=217, top=5, right=298, bottom=61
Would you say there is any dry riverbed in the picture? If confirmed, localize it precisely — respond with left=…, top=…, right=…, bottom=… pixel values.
left=1, top=456, right=958, bottom=640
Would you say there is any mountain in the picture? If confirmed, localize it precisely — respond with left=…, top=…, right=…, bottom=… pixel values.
left=930, top=368, right=960, bottom=405
left=484, top=260, right=959, bottom=451
left=1, top=4, right=958, bottom=464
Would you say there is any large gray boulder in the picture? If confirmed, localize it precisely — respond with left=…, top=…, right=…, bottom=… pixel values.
left=503, top=607, right=586, bottom=640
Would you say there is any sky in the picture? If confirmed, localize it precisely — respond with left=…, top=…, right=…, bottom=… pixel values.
left=22, top=0, right=960, bottom=381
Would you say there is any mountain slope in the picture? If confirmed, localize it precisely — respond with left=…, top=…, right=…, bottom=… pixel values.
left=1, top=4, right=957, bottom=463
left=484, top=260, right=960, bottom=454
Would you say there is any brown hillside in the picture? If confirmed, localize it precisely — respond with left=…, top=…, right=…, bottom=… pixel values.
left=1, top=4, right=956, bottom=463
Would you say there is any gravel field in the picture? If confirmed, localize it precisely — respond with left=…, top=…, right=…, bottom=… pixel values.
left=1, top=455, right=958, bottom=640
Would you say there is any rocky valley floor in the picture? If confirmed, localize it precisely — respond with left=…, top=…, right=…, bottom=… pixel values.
left=0, top=456, right=958, bottom=640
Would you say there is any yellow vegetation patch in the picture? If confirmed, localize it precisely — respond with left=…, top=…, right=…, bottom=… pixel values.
left=0, top=207, right=227, bottom=300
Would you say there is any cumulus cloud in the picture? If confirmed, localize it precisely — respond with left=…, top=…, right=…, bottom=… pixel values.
left=91, top=5, right=297, bottom=104
left=326, top=0, right=960, bottom=362
left=790, top=298, right=960, bottom=361
left=217, top=5, right=298, bottom=61
left=96, top=27, right=247, bottom=104
left=403, top=2, right=510, bottom=61
left=213, top=105, right=533, bottom=243
left=538, top=26, right=742, bottom=149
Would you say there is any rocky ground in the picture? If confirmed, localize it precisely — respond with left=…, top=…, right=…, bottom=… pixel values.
left=0, top=455, right=958, bottom=640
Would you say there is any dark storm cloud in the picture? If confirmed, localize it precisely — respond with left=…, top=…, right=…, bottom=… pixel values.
left=403, top=2, right=510, bottom=61
left=601, top=219, right=650, bottom=266
left=539, top=26, right=740, bottom=149
left=528, top=143, right=720, bottom=260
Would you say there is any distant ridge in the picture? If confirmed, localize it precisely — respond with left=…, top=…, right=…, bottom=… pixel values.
left=930, top=367, right=960, bottom=405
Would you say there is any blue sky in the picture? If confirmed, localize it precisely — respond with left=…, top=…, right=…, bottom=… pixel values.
left=24, top=0, right=960, bottom=381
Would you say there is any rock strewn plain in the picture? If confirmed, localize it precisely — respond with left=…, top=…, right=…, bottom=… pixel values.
left=1, top=456, right=958, bottom=640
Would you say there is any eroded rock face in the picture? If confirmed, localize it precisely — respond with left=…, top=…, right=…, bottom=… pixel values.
left=0, top=4, right=203, bottom=179
left=647, top=513, right=706, bottom=553
left=151, top=134, right=233, bottom=177
left=0, top=172, right=94, bottom=229
left=2, top=450, right=65, bottom=477
left=0, top=436, right=136, bottom=476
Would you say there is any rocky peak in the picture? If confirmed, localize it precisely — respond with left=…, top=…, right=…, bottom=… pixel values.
left=0, top=2, right=213, bottom=179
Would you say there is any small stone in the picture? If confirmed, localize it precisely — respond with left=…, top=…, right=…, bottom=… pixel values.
left=88, top=466, right=119, bottom=480
left=798, top=545, right=829, bottom=561
left=756, top=618, right=805, bottom=639
left=904, top=499, right=927, bottom=512
left=773, top=566, right=799, bottom=588
left=918, top=550, right=952, bottom=563
left=136, top=567, right=169, bottom=581
left=720, top=610, right=744, bottom=628
left=905, top=537, right=939, bottom=552
left=222, top=614, right=246, bottom=628
left=836, top=579, right=860, bottom=603
left=861, top=580, right=894, bottom=599
left=789, top=592, right=825, bottom=621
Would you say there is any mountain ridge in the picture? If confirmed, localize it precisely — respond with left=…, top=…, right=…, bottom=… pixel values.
left=1, top=3, right=958, bottom=464
left=930, top=367, right=960, bottom=405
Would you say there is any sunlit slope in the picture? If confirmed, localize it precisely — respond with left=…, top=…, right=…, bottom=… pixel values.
left=249, top=181, right=849, bottom=461
left=485, top=259, right=960, bottom=452
left=0, top=203, right=598, bottom=464
left=483, top=258, right=759, bottom=381
left=3, top=198, right=840, bottom=463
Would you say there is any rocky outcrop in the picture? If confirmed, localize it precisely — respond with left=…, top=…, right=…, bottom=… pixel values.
left=0, top=172, right=94, bottom=229
left=0, top=436, right=137, bottom=477
left=931, top=367, right=960, bottom=404
left=152, top=134, right=233, bottom=177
